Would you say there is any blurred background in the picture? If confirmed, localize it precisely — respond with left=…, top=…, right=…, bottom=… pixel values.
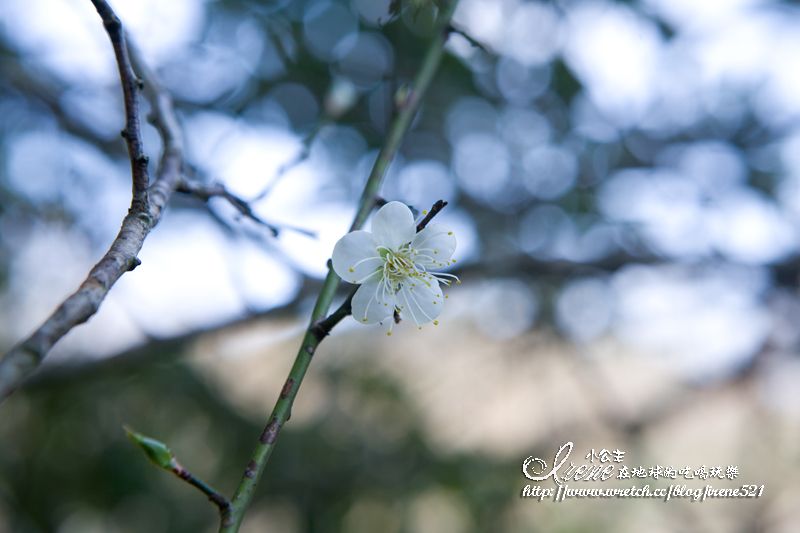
left=1, top=0, right=800, bottom=531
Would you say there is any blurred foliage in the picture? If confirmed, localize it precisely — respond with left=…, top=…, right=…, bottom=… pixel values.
left=3, top=0, right=800, bottom=530
left=1, top=348, right=519, bottom=533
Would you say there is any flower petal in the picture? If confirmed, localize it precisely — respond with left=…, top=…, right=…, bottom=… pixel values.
left=352, top=279, right=394, bottom=324
left=397, top=277, right=442, bottom=325
left=332, top=230, right=382, bottom=283
left=410, top=224, right=456, bottom=270
left=371, top=201, right=415, bottom=251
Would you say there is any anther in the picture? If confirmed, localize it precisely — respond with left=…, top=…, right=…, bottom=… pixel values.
left=387, top=331, right=392, bottom=336
left=362, top=318, right=368, bottom=322
left=448, top=232, right=452, bottom=235
left=452, top=259, right=457, bottom=263
left=434, top=320, right=439, bottom=325
left=349, top=268, right=354, bottom=272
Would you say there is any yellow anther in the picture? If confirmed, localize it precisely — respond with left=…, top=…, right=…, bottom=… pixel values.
left=349, top=268, right=354, bottom=273
left=419, top=327, right=422, bottom=330
left=452, top=259, right=457, bottom=263
left=401, top=306, right=404, bottom=309
left=385, top=303, right=388, bottom=306
left=434, top=320, right=439, bottom=325
left=362, top=318, right=368, bottom=322
left=423, top=210, right=428, bottom=214
left=433, top=302, right=437, bottom=305
left=353, top=280, right=357, bottom=283
left=445, top=295, right=449, bottom=298
left=434, top=251, right=438, bottom=254
left=448, top=232, right=452, bottom=235
left=387, top=331, right=392, bottom=336
left=456, top=281, right=461, bottom=284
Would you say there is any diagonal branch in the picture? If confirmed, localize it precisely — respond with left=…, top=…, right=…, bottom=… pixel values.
left=177, top=177, right=317, bottom=238
left=0, top=0, right=184, bottom=403
left=177, top=179, right=279, bottom=236
left=218, top=2, right=460, bottom=530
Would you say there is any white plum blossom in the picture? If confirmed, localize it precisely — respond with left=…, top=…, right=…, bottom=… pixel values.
left=332, top=201, right=459, bottom=333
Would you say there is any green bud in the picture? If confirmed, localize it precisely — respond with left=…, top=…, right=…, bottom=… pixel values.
left=394, top=83, right=412, bottom=109
left=124, top=425, right=175, bottom=471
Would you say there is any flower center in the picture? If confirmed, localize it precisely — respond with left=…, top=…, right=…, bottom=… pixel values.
left=382, top=246, right=417, bottom=286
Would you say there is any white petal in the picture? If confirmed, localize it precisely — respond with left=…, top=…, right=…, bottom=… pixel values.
left=397, top=277, right=442, bottom=325
left=352, top=279, right=394, bottom=324
left=332, top=230, right=382, bottom=283
left=410, top=223, right=456, bottom=270
left=371, top=201, right=415, bottom=251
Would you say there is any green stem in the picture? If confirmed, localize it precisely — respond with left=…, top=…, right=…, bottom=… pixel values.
left=219, top=3, right=459, bottom=531
left=348, top=5, right=456, bottom=232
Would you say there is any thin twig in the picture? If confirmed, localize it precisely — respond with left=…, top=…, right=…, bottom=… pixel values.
left=447, top=25, right=488, bottom=52
left=178, top=178, right=316, bottom=238
left=218, top=1, right=460, bottom=526
left=251, top=122, right=324, bottom=203
left=177, top=180, right=279, bottom=236
left=125, top=425, right=231, bottom=514
left=172, top=460, right=232, bottom=515
left=416, top=199, right=448, bottom=232
left=91, top=0, right=149, bottom=212
left=0, top=1, right=184, bottom=403
left=310, top=290, right=355, bottom=341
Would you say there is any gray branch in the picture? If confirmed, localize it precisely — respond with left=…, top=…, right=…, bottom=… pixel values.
left=0, top=1, right=184, bottom=402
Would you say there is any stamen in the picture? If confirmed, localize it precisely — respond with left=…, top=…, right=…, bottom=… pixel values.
left=413, top=230, right=451, bottom=248
left=405, top=286, right=435, bottom=323
left=352, top=256, right=384, bottom=269
left=354, top=270, right=382, bottom=284
left=399, top=287, right=421, bottom=326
